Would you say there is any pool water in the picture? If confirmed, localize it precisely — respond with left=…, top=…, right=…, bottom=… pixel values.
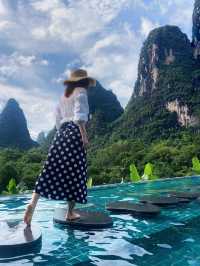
left=1, top=176, right=200, bottom=265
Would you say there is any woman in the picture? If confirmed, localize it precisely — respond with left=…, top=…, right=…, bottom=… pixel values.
left=24, top=69, right=96, bottom=225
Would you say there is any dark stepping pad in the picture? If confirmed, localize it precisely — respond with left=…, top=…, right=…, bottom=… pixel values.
left=140, top=196, right=185, bottom=206
left=169, top=191, right=200, bottom=200
left=106, top=201, right=161, bottom=216
left=53, top=208, right=113, bottom=229
left=177, top=198, right=191, bottom=203
left=0, top=220, right=42, bottom=258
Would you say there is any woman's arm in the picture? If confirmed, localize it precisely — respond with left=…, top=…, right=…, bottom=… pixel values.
left=74, top=88, right=89, bottom=148
left=55, top=103, right=62, bottom=130
left=76, top=121, right=89, bottom=148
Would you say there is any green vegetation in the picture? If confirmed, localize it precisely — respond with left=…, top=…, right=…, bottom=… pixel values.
left=192, top=156, right=200, bottom=174
left=87, top=178, right=93, bottom=188
left=0, top=130, right=199, bottom=194
left=0, top=148, right=46, bottom=194
left=143, top=163, right=158, bottom=181
left=129, top=162, right=158, bottom=182
left=2, top=178, right=19, bottom=195
left=130, top=164, right=141, bottom=182
left=87, top=131, right=200, bottom=185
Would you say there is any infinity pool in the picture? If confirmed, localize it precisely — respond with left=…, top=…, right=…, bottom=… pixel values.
left=1, top=176, right=200, bottom=266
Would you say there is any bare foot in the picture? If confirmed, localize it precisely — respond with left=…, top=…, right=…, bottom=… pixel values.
left=24, top=204, right=34, bottom=226
left=66, top=211, right=80, bottom=221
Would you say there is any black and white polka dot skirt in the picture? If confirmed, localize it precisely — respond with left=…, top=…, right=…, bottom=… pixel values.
left=34, top=121, right=88, bottom=204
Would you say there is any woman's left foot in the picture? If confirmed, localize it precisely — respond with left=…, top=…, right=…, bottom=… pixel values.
left=66, top=211, right=80, bottom=221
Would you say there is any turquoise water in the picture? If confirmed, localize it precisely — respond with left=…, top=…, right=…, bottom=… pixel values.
left=1, top=176, right=200, bottom=265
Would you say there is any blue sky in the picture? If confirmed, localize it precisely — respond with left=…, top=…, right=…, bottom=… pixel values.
left=0, top=0, right=194, bottom=139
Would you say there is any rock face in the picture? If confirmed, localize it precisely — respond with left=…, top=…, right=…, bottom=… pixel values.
left=166, top=100, right=199, bottom=127
left=0, top=99, right=37, bottom=149
left=113, top=22, right=200, bottom=141
left=192, top=0, right=200, bottom=59
left=133, top=26, right=192, bottom=97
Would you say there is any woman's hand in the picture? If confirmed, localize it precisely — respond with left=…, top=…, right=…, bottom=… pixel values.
left=81, top=132, right=89, bottom=149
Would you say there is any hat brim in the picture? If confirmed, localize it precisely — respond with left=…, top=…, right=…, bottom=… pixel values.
left=64, top=77, right=96, bottom=87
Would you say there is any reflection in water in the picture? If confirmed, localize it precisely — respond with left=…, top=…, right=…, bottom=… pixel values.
left=24, top=226, right=34, bottom=242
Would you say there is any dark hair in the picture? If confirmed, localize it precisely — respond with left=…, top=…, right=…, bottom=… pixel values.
left=64, top=78, right=90, bottom=98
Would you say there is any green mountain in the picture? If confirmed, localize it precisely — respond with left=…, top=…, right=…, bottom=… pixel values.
left=0, top=99, right=37, bottom=150
left=110, top=22, right=200, bottom=142
left=87, top=81, right=123, bottom=137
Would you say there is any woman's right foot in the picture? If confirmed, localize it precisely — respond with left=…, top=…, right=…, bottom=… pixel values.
left=66, top=211, right=80, bottom=221
left=24, top=204, right=34, bottom=226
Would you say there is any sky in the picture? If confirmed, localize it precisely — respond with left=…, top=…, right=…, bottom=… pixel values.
left=0, top=0, right=194, bottom=139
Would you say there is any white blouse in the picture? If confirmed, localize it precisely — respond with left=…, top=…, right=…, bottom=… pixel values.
left=55, top=87, right=89, bottom=130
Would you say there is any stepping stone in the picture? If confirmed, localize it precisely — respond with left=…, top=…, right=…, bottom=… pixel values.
left=0, top=220, right=42, bottom=258
left=168, top=191, right=200, bottom=200
left=140, top=195, right=186, bottom=206
left=53, top=208, right=113, bottom=229
left=106, top=201, right=161, bottom=216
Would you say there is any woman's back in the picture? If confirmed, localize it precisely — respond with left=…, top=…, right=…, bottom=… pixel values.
left=56, top=87, right=89, bottom=130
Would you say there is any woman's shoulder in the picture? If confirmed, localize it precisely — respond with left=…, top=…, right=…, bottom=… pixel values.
left=74, top=87, right=87, bottom=94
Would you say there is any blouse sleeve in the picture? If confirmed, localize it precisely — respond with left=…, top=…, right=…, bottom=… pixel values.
left=73, top=87, right=89, bottom=123
left=55, top=103, right=62, bottom=130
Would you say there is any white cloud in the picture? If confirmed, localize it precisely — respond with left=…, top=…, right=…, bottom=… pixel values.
left=0, top=0, right=7, bottom=15
left=0, top=83, right=57, bottom=139
left=149, top=0, right=193, bottom=36
left=78, top=23, right=141, bottom=107
left=140, top=17, right=160, bottom=37
left=0, top=20, right=13, bottom=31
left=31, top=0, right=132, bottom=48
left=169, top=5, right=193, bottom=36
left=0, top=52, right=49, bottom=86
left=0, top=0, right=133, bottom=53
left=31, top=27, right=48, bottom=40
left=31, top=0, right=60, bottom=12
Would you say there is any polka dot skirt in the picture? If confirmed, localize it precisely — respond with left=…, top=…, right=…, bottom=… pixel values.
left=34, top=121, right=88, bottom=204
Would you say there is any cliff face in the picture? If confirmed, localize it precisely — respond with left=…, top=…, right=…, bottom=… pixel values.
left=166, top=100, right=199, bottom=127
left=112, top=22, right=200, bottom=141
left=0, top=99, right=37, bottom=149
left=133, top=26, right=193, bottom=98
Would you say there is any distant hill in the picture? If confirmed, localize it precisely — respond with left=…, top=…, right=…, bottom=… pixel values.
left=87, top=81, right=123, bottom=137
left=37, top=131, right=46, bottom=146
left=0, top=99, right=37, bottom=150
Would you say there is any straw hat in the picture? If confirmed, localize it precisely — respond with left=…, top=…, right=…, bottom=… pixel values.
left=63, top=69, right=96, bottom=87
